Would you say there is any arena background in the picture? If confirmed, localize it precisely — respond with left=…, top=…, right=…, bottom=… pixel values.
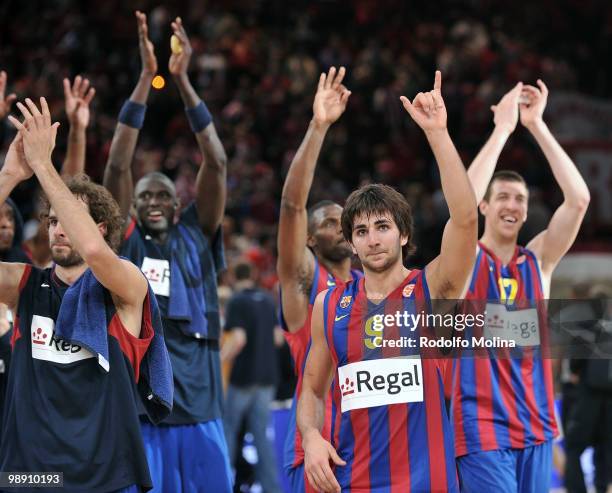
left=1, top=1, right=611, bottom=492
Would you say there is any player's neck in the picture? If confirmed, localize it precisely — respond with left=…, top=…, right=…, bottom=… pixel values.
left=54, top=263, right=88, bottom=286
left=363, top=262, right=410, bottom=303
left=318, top=255, right=353, bottom=283
left=479, top=230, right=518, bottom=266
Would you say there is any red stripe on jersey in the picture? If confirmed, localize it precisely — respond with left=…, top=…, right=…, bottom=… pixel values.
left=496, top=358, right=524, bottom=448
left=18, top=264, right=32, bottom=292
left=107, top=294, right=154, bottom=382
left=474, top=357, right=498, bottom=451
left=11, top=265, right=32, bottom=349
left=425, top=362, right=449, bottom=491
left=123, top=218, right=136, bottom=240
left=347, top=281, right=371, bottom=491
left=384, top=288, right=410, bottom=491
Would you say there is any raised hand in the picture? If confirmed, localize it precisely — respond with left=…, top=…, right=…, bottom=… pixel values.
left=400, top=70, right=447, bottom=132
left=520, top=79, right=548, bottom=128
left=2, top=133, right=32, bottom=183
left=8, top=98, right=60, bottom=170
left=312, top=66, right=351, bottom=128
left=63, top=76, right=96, bottom=128
left=0, top=71, right=17, bottom=120
left=490, top=82, right=522, bottom=134
left=136, top=10, right=158, bottom=77
left=168, top=17, right=193, bottom=77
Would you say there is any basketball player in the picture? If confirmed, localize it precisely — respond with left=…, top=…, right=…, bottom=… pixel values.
left=298, top=71, right=477, bottom=492
left=451, top=81, right=590, bottom=492
left=278, top=65, right=361, bottom=492
left=1, top=98, right=172, bottom=492
left=103, top=12, right=232, bottom=492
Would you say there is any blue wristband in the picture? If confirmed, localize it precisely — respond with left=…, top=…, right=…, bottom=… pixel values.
left=118, top=100, right=146, bottom=129
left=185, top=101, right=212, bottom=133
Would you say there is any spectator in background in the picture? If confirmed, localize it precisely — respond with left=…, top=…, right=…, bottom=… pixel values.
left=564, top=285, right=612, bottom=493
left=222, top=260, right=283, bottom=493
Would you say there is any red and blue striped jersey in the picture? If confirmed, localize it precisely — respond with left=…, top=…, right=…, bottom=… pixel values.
left=324, top=270, right=458, bottom=492
left=451, top=242, right=558, bottom=457
left=281, top=259, right=361, bottom=470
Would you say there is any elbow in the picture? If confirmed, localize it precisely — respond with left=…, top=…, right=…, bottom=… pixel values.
left=574, top=192, right=591, bottom=213
left=80, top=241, right=110, bottom=266
left=280, top=197, right=305, bottom=215
left=456, top=206, right=478, bottom=231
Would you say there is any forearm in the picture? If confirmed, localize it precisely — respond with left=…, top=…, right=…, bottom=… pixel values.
left=0, top=172, right=22, bottom=206
left=426, top=129, right=477, bottom=224
left=281, top=120, right=329, bottom=209
left=33, top=161, right=105, bottom=257
left=297, top=387, right=326, bottom=441
left=528, top=120, right=590, bottom=207
left=61, top=123, right=86, bottom=178
left=467, top=126, right=511, bottom=203
left=104, top=73, right=153, bottom=216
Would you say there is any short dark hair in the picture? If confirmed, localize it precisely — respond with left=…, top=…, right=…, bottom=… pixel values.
left=234, top=262, right=252, bottom=281
left=307, top=200, right=339, bottom=234
left=41, top=174, right=124, bottom=252
left=483, top=170, right=527, bottom=202
left=341, top=184, right=416, bottom=261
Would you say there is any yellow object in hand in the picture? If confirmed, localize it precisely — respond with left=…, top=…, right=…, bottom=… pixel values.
left=171, top=34, right=183, bottom=54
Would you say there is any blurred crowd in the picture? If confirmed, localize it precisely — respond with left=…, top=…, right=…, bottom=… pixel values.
left=1, top=0, right=611, bottom=296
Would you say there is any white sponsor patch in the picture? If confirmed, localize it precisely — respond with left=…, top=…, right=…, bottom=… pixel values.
left=338, top=357, right=423, bottom=413
left=31, top=315, right=95, bottom=364
left=141, top=257, right=170, bottom=297
left=484, top=303, right=540, bottom=347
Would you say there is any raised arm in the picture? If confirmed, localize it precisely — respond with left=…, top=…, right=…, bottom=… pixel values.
left=169, top=17, right=227, bottom=237
left=10, top=98, right=147, bottom=310
left=298, top=290, right=345, bottom=493
left=522, top=81, right=590, bottom=277
left=0, top=134, right=31, bottom=307
left=401, top=71, right=477, bottom=299
left=277, top=67, right=350, bottom=332
left=61, top=76, right=96, bottom=179
left=103, top=10, right=157, bottom=220
left=467, top=83, right=523, bottom=203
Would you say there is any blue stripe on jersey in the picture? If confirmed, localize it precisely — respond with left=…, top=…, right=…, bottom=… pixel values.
left=407, top=392, right=432, bottom=491
left=488, top=357, right=512, bottom=449
left=510, top=357, right=535, bottom=443
left=309, top=262, right=321, bottom=306
left=438, top=369, right=458, bottom=490
left=368, top=405, right=391, bottom=492
left=458, top=352, right=481, bottom=454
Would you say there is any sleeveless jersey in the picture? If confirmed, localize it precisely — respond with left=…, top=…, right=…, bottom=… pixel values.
left=281, top=259, right=360, bottom=470
left=0, top=266, right=153, bottom=492
left=325, top=270, right=458, bottom=492
left=451, top=242, right=558, bottom=457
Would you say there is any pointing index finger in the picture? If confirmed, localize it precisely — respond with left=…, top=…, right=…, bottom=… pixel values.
left=434, top=70, right=442, bottom=93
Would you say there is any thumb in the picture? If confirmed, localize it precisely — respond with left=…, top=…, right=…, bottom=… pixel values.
left=328, top=444, right=346, bottom=466
left=400, top=96, right=415, bottom=117
left=6, top=93, right=16, bottom=107
left=50, top=122, right=60, bottom=147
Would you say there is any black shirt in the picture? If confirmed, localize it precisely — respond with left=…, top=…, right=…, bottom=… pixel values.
left=0, top=266, right=152, bottom=492
left=224, top=287, right=279, bottom=387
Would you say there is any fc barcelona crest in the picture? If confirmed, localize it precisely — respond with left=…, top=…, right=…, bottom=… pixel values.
left=402, top=284, right=415, bottom=298
left=339, top=295, right=352, bottom=308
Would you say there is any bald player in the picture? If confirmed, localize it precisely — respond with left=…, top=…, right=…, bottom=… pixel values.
left=103, top=12, right=231, bottom=492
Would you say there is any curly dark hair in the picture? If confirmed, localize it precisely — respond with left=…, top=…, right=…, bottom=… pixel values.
left=341, top=183, right=416, bottom=262
left=40, top=174, right=124, bottom=252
